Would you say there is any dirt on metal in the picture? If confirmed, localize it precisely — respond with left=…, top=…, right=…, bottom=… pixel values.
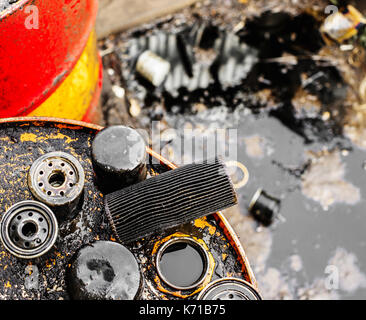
left=0, top=119, right=253, bottom=300
left=99, top=0, right=366, bottom=299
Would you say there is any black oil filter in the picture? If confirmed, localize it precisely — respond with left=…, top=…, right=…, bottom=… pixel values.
left=92, top=125, right=147, bottom=193
left=105, top=157, right=237, bottom=243
left=67, top=241, right=141, bottom=300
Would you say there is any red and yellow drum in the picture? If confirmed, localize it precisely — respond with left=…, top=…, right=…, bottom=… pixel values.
left=0, top=0, right=102, bottom=123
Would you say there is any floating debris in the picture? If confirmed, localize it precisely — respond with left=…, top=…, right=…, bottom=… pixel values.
left=328, top=247, right=366, bottom=293
left=289, top=255, right=303, bottom=273
left=301, top=149, right=361, bottom=210
left=298, top=278, right=339, bottom=300
left=344, top=103, right=366, bottom=150
left=244, top=135, right=267, bottom=159
left=257, top=267, right=293, bottom=300
left=321, top=5, right=366, bottom=43
left=121, top=27, right=258, bottom=108
left=225, top=160, right=249, bottom=189
left=136, top=50, right=171, bottom=87
left=248, top=188, right=281, bottom=227
left=112, top=85, right=125, bottom=99
left=129, top=98, right=142, bottom=117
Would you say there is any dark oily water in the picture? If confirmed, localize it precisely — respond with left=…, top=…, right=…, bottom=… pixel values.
left=113, top=4, right=366, bottom=299
left=161, top=109, right=366, bottom=299
left=159, top=242, right=205, bottom=288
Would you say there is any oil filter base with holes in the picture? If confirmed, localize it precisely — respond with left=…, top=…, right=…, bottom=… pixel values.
left=197, top=277, right=262, bottom=300
left=0, top=201, right=58, bottom=259
left=28, top=152, right=85, bottom=221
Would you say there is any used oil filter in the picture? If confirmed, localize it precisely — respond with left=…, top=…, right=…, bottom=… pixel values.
left=92, top=125, right=147, bottom=193
left=67, top=241, right=141, bottom=300
left=198, top=277, right=262, bottom=300
left=105, top=157, right=238, bottom=243
left=0, top=200, right=58, bottom=259
left=28, top=152, right=85, bottom=220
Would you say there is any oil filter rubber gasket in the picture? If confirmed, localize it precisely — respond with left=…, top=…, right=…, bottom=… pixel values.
left=105, top=157, right=238, bottom=244
left=28, top=152, right=85, bottom=220
left=0, top=201, right=58, bottom=259
left=155, top=237, right=210, bottom=291
left=197, top=277, right=262, bottom=300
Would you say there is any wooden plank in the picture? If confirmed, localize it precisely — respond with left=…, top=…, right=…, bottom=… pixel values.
left=96, top=0, right=199, bottom=39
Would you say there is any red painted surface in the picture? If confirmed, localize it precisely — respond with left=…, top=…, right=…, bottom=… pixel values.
left=82, top=59, right=103, bottom=124
left=0, top=0, right=98, bottom=117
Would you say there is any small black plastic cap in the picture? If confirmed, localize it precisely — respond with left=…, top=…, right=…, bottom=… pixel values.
left=91, top=126, right=147, bottom=193
left=248, top=188, right=281, bottom=226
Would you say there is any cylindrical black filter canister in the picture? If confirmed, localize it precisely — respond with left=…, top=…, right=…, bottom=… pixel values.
left=91, top=125, right=147, bottom=193
left=67, top=241, right=141, bottom=300
left=105, top=157, right=238, bottom=244
left=248, top=188, right=281, bottom=226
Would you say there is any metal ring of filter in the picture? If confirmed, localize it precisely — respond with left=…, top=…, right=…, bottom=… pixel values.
left=197, top=277, right=262, bottom=300
left=0, top=201, right=58, bottom=259
left=156, top=237, right=210, bottom=291
left=225, top=160, right=249, bottom=189
left=28, top=152, right=85, bottom=209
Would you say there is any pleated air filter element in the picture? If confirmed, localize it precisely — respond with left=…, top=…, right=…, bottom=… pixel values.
left=105, top=158, right=238, bottom=243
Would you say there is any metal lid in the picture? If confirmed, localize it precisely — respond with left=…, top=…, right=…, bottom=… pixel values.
left=28, top=152, right=85, bottom=218
left=91, top=126, right=147, bottom=191
left=198, top=277, right=262, bottom=300
left=0, top=200, right=58, bottom=259
left=68, top=241, right=141, bottom=300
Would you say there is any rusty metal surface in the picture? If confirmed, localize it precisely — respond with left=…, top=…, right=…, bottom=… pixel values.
left=0, top=118, right=254, bottom=299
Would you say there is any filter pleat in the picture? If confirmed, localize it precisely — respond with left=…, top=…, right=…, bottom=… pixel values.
left=105, top=157, right=237, bottom=243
